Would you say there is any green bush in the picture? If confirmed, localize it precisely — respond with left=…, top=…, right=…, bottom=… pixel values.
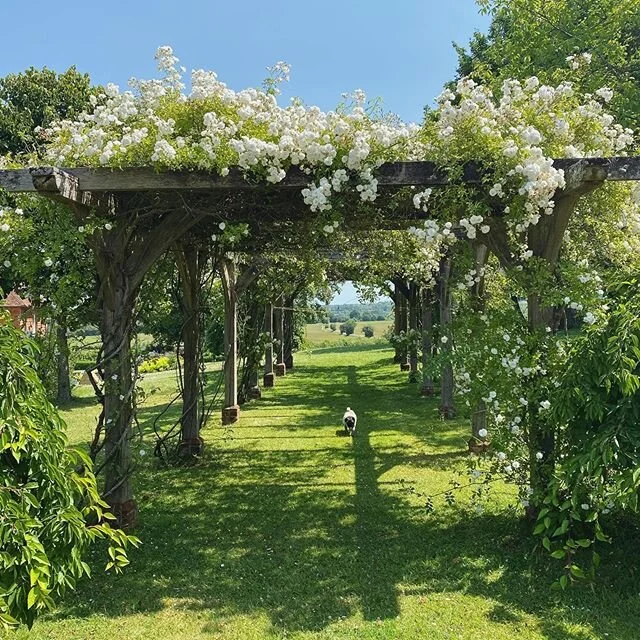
left=0, top=318, right=138, bottom=629
left=339, top=319, right=357, bottom=336
left=362, top=325, right=375, bottom=338
left=534, top=271, right=640, bottom=586
left=138, top=355, right=173, bottom=373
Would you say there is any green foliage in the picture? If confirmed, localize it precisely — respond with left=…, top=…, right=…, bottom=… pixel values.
left=0, top=66, right=95, bottom=157
left=328, top=301, right=392, bottom=323
left=0, top=317, right=138, bottom=629
left=30, top=329, right=59, bottom=400
left=456, top=0, right=640, bottom=130
left=387, top=328, right=422, bottom=353
left=361, top=325, right=375, bottom=338
left=138, top=355, right=173, bottom=374
left=533, top=270, right=640, bottom=585
left=339, top=319, right=357, bottom=336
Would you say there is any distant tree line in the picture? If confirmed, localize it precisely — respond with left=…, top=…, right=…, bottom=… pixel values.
left=328, top=301, right=392, bottom=323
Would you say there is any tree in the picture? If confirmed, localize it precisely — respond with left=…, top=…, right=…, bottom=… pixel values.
left=0, top=66, right=97, bottom=402
left=454, top=0, right=640, bottom=130
left=0, top=66, right=94, bottom=156
left=0, top=200, right=96, bottom=403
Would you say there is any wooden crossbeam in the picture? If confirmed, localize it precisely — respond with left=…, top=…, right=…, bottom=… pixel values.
left=0, top=157, right=637, bottom=195
left=31, top=167, right=95, bottom=207
left=20, top=167, right=116, bottom=212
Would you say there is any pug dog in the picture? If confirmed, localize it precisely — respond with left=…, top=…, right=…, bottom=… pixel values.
left=343, top=407, right=357, bottom=437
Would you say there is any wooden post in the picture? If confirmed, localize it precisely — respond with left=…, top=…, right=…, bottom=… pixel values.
left=408, top=282, right=420, bottom=382
left=94, top=227, right=138, bottom=529
left=393, top=278, right=410, bottom=371
left=220, top=256, right=240, bottom=425
left=55, top=317, right=72, bottom=404
left=420, top=288, right=435, bottom=397
left=283, top=294, right=295, bottom=371
left=248, top=368, right=262, bottom=399
left=392, top=284, right=402, bottom=364
left=469, top=244, right=489, bottom=452
left=438, top=256, right=455, bottom=419
left=176, top=244, right=204, bottom=459
left=274, top=295, right=286, bottom=376
left=264, top=303, right=275, bottom=387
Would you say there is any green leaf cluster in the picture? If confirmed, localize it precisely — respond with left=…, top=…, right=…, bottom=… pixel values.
left=0, top=317, right=138, bottom=629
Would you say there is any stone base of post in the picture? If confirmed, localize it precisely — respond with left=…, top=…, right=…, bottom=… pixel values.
left=107, top=498, right=139, bottom=530
left=263, top=372, right=275, bottom=388
left=420, top=382, right=435, bottom=397
left=248, top=385, right=262, bottom=400
left=222, top=405, right=240, bottom=425
left=468, top=438, right=490, bottom=454
left=439, top=404, right=456, bottom=419
left=178, top=436, right=205, bottom=460
left=275, top=363, right=286, bottom=376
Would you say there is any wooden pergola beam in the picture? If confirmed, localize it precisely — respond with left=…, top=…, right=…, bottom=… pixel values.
left=0, top=157, right=637, bottom=194
left=28, top=167, right=116, bottom=212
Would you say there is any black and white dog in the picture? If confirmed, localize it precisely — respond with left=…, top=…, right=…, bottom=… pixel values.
left=343, top=407, right=357, bottom=437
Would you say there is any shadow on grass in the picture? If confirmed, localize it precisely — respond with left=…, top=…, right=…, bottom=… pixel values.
left=48, top=346, right=640, bottom=639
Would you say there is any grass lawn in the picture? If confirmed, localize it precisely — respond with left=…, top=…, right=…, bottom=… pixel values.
left=10, top=341, right=640, bottom=639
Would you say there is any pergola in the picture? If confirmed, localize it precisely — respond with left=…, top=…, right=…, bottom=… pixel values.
left=1, top=155, right=638, bottom=527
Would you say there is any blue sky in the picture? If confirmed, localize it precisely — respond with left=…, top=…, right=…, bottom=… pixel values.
left=1, top=0, right=489, bottom=124
left=1, top=0, right=490, bottom=304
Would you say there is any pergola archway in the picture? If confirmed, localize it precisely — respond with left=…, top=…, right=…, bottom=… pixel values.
left=2, top=156, right=638, bottom=526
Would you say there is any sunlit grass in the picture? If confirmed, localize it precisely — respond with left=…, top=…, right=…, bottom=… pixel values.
left=14, top=340, right=640, bottom=639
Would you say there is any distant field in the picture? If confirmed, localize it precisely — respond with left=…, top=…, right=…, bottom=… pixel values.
left=304, top=321, right=392, bottom=347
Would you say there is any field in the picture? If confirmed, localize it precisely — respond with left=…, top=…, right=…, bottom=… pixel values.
left=303, top=321, right=392, bottom=346
left=9, top=336, right=640, bottom=639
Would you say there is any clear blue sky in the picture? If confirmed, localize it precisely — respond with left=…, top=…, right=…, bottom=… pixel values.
left=1, top=0, right=489, bottom=304
left=0, top=0, right=489, bottom=124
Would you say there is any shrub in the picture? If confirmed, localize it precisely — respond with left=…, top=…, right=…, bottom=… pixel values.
left=0, top=318, right=138, bottom=629
left=339, top=319, right=357, bottom=336
left=362, top=325, right=375, bottom=338
left=329, top=323, right=336, bottom=331
left=138, top=355, right=172, bottom=373
left=533, top=271, right=640, bottom=586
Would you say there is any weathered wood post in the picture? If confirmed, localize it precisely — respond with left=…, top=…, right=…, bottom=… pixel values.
left=274, top=295, right=286, bottom=376
left=219, top=255, right=240, bottom=425
left=469, top=244, right=489, bottom=453
left=263, top=302, right=275, bottom=388
left=175, top=243, right=205, bottom=459
left=94, top=225, right=138, bottom=528
left=524, top=164, right=606, bottom=511
left=391, top=280, right=404, bottom=364
left=283, top=294, right=295, bottom=371
left=248, top=368, right=262, bottom=399
left=238, top=296, right=264, bottom=403
left=55, top=316, right=72, bottom=404
left=479, top=161, right=608, bottom=512
left=420, top=288, right=435, bottom=397
left=392, top=277, right=411, bottom=371
left=438, top=256, right=455, bottom=418
left=408, top=281, right=420, bottom=382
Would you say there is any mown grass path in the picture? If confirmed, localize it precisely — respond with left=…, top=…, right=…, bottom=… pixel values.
left=13, top=344, right=640, bottom=639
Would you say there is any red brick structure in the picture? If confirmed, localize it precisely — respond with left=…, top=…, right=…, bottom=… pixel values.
left=1, top=291, right=44, bottom=334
